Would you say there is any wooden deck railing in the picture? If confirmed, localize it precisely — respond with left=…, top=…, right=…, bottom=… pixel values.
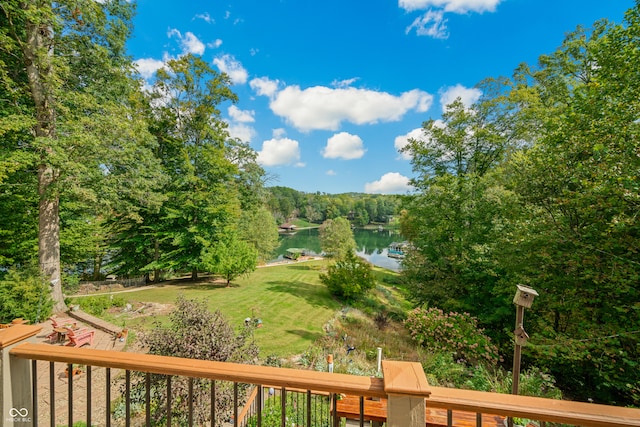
left=2, top=325, right=640, bottom=427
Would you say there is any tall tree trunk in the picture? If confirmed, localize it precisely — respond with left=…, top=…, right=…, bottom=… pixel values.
left=22, top=4, right=66, bottom=312
left=154, top=237, right=160, bottom=282
left=38, top=171, right=64, bottom=310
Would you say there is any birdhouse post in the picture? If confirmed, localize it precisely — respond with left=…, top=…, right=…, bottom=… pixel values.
left=513, top=285, right=539, bottom=308
left=511, top=284, right=539, bottom=398
left=507, top=285, right=539, bottom=427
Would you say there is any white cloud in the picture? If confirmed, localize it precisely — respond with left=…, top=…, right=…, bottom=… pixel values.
left=401, top=0, right=502, bottom=39
left=322, top=132, right=366, bottom=160
left=272, top=128, right=287, bottom=138
left=250, top=77, right=280, bottom=98
left=182, top=32, right=205, bottom=55
left=326, top=169, right=337, bottom=176
left=227, top=123, right=256, bottom=143
left=394, top=128, right=426, bottom=160
left=134, top=58, right=165, bottom=80
left=406, top=10, right=448, bottom=39
left=214, top=54, right=248, bottom=84
left=399, top=0, right=501, bottom=13
left=257, top=138, right=303, bottom=167
left=331, top=77, right=359, bottom=88
left=365, top=172, right=412, bottom=194
left=168, top=29, right=205, bottom=55
left=226, top=106, right=256, bottom=142
left=228, top=105, right=255, bottom=123
left=208, top=39, right=223, bottom=49
left=439, top=84, right=482, bottom=111
left=267, top=85, right=433, bottom=131
left=194, top=12, right=213, bottom=23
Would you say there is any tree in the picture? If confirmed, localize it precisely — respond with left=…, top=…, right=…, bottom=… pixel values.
left=139, top=296, right=258, bottom=425
left=319, top=250, right=375, bottom=302
left=0, top=0, right=163, bottom=310
left=500, top=9, right=640, bottom=404
left=400, top=91, right=518, bottom=326
left=203, top=236, right=258, bottom=286
left=239, top=207, right=280, bottom=264
left=0, top=266, right=52, bottom=323
left=145, top=54, right=241, bottom=279
left=319, top=217, right=356, bottom=258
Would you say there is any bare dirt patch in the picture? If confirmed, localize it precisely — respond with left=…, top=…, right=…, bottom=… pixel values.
left=106, top=301, right=174, bottom=320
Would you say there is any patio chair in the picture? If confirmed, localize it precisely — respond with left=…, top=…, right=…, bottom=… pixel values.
left=64, top=327, right=95, bottom=347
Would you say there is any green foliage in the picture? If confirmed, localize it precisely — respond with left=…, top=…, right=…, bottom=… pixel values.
left=318, top=217, right=356, bottom=258
left=405, top=307, right=500, bottom=365
left=399, top=4, right=640, bottom=406
left=0, top=266, right=52, bottom=324
left=245, top=392, right=331, bottom=427
left=266, top=186, right=401, bottom=225
left=203, top=236, right=258, bottom=285
left=141, top=54, right=243, bottom=279
left=124, top=296, right=259, bottom=426
left=72, top=295, right=126, bottom=317
left=239, top=207, right=280, bottom=263
left=422, top=353, right=561, bottom=400
left=319, top=251, right=375, bottom=302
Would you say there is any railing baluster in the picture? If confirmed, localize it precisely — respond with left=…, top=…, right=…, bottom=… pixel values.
left=331, top=393, right=339, bottom=427
left=126, top=369, right=131, bottom=427
left=87, top=365, right=92, bottom=426
left=306, top=389, right=311, bottom=427
left=210, top=379, right=216, bottom=427
left=106, top=367, right=111, bottom=427
left=49, top=361, right=55, bottom=427
left=359, top=395, right=365, bottom=427
left=188, top=377, right=194, bottom=427
left=166, top=375, right=172, bottom=427
left=234, top=382, right=239, bottom=427
left=68, top=363, right=73, bottom=427
left=146, top=372, right=151, bottom=427
left=447, top=408, right=453, bottom=427
left=476, top=412, right=482, bottom=427
left=281, top=387, right=286, bottom=427
left=257, top=385, right=263, bottom=427
left=31, top=360, right=38, bottom=427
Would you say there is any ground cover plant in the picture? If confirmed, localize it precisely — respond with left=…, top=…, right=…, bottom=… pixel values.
left=70, top=260, right=339, bottom=356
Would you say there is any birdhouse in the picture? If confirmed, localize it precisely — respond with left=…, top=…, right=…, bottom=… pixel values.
left=513, top=285, right=539, bottom=308
left=514, top=325, right=529, bottom=346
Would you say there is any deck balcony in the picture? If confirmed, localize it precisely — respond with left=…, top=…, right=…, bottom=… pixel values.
left=2, top=325, right=639, bottom=427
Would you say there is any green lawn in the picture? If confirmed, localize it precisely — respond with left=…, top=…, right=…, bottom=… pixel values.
left=92, top=260, right=341, bottom=357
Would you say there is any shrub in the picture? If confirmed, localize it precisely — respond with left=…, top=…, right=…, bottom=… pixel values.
left=118, top=296, right=259, bottom=426
left=0, top=266, right=52, bottom=323
left=405, top=307, right=500, bottom=365
left=74, top=295, right=126, bottom=316
left=246, top=392, right=331, bottom=427
left=319, top=251, right=375, bottom=302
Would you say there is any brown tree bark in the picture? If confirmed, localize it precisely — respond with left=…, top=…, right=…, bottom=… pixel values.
left=22, top=3, right=66, bottom=312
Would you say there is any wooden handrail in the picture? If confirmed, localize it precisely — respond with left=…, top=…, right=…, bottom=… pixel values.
left=426, top=386, right=640, bottom=427
left=0, top=324, right=41, bottom=348
left=11, top=343, right=387, bottom=398
left=9, top=342, right=640, bottom=427
left=382, top=359, right=431, bottom=397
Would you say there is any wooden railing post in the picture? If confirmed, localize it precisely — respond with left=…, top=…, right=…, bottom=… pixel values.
left=0, top=325, right=41, bottom=427
left=382, top=360, right=431, bottom=427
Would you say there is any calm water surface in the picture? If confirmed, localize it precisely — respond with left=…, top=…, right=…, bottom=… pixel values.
left=273, top=227, right=404, bottom=271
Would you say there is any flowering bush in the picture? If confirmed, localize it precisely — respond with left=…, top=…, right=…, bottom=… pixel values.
left=405, top=307, right=500, bottom=365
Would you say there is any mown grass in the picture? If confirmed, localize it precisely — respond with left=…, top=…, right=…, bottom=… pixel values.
left=73, top=260, right=342, bottom=357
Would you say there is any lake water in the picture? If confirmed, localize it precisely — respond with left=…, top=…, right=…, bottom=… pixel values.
left=274, top=227, right=404, bottom=271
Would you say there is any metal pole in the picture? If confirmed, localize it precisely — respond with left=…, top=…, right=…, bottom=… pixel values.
left=512, top=305, right=525, bottom=395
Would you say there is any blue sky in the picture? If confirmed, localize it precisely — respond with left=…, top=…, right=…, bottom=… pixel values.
left=128, top=0, right=632, bottom=195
